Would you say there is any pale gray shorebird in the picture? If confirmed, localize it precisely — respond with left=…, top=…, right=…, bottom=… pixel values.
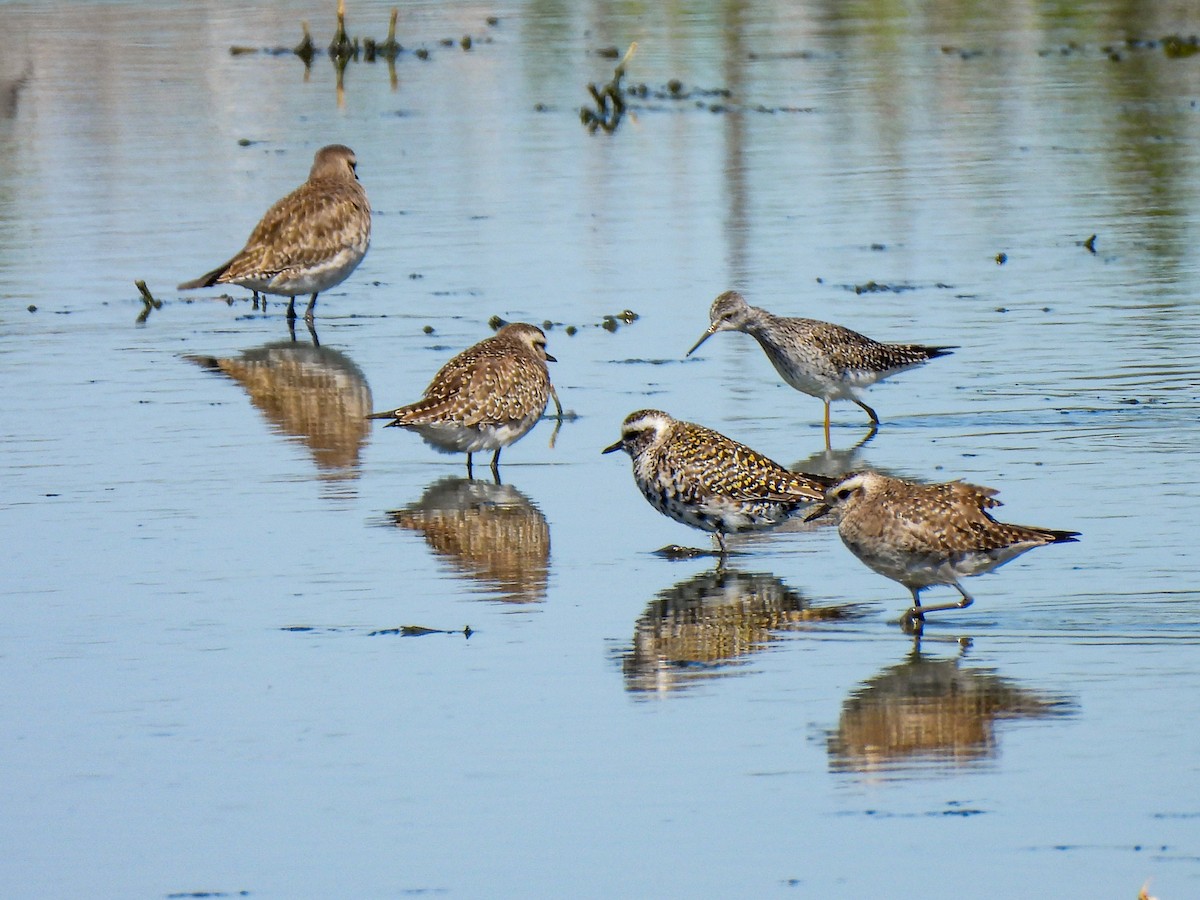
left=179, top=144, right=371, bottom=322
left=368, top=323, right=557, bottom=477
left=603, top=409, right=831, bottom=558
left=686, top=290, right=955, bottom=447
left=807, top=471, right=1079, bottom=629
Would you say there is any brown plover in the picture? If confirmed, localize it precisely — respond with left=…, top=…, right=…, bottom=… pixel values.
left=687, top=290, right=954, bottom=446
left=179, top=144, right=371, bottom=322
left=808, top=471, right=1079, bottom=629
left=368, top=323, right=556, bottom=476
left=603, top=409, right=830, bottom=557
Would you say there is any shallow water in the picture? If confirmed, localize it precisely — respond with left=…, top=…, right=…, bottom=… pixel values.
left=2, top=1, right=1199, bottom=897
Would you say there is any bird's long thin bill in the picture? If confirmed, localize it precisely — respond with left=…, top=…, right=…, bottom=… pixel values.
left=366, top=410, right=397, bottom=420
left=601, top=440, right=624, bottom=454
left=685, top=328, right=716, bottom=357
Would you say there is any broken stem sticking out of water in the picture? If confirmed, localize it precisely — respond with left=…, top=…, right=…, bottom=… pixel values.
left=135, top=279, right=162, bottom=324
left=580, top=41, right=638, bottom=134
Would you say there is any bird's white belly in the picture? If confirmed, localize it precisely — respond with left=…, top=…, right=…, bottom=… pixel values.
left=409, top=417, right=537, bottom=454
left=266, top=245, right=368, bottom=296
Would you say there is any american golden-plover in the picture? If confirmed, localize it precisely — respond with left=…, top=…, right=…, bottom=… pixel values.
left=603, top=409, right=830, bottom=557
left=808, top=471, right=1079, bottom=629
left=179, top=144, right=371, bottom=322
left=369, top=323, right=557, bottom=477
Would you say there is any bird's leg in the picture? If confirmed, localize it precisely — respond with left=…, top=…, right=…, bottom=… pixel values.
left=305, top=318, right=320, bottom=347
left=902, top=587, right=925, bottom=632
left=712, top=532, right=730, bottom=566
left=252, top=290, right=261, bottom=310
left=490, top=448, right=502, bottom=478
left=465, top=453, right=474, bottom=478
left=823, top=401, right=832, bottom=450
left=304, top=293, right=319, bottom=323
left=904, top=584, right=974, bottom=627
left=287, top=317, right=298, bottom=343
left=853, top=398, right=880, bottom=426
left=286, top=296, right=298, bottom=320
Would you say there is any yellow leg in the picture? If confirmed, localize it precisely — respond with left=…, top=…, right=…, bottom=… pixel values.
left=823, top=401, right=832, bottom=449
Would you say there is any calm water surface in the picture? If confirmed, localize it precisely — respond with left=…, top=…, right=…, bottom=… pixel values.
left=2, top=1, right=1199, bottom=897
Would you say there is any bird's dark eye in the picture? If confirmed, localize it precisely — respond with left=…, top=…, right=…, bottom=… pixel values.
left=835, top=489, right=851, bottom=501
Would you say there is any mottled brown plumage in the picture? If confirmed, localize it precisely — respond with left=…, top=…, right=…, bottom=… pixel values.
left=603, top=409, right=831, bottom=556
left=810, top=471, right=1078, bottom=628
left=369, top=323, right=556, bottom=475
left=179, top=144, right=371, bottom=322
left=687, top=290, right=954, bottom=446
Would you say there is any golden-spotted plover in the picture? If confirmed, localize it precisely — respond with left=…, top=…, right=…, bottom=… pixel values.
left=687, top=290, right=954, bottom=446
left=808, top=471, right=1078, bottom=629
left=602, top=409, right=831, bottom=557
left=179, top=144, right=371, bottom=322
left=368, top=323, right=556, bottom=476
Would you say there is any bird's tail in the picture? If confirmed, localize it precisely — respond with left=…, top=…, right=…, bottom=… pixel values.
left=178, top=261, right=231, bottom=291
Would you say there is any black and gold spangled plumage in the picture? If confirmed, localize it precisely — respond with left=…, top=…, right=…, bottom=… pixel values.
left=372, top=323, right=553, bottom=428
left=179, top=144, right=370, bottom=302
left=603, top=409, right=831, bottom=552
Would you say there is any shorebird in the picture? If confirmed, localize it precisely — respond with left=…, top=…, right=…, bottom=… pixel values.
left=603, top=409, right=830, bottom=557
left=368, top=323, right=557, bottom=477
left=687, top=290, right=954, bottom=447
left=808, top=471, right=1079, bottom=629
left=179, top=144, right=371, bottom=322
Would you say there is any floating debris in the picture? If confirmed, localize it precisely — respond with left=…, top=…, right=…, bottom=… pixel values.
left=369, top=625, right=473, bottom=637
left=995, top=252, right=1008, bottom=265
left=654, top=544, right=721, bottom=560
left=852, top=280, right=918, bottom=295
left=1162, top=33, right=1199, bottom=58
left=1082, top=234, right=1097, bottom=254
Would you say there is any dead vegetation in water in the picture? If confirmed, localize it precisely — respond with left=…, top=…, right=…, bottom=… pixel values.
left=576, top=42, right=812, bottom=134
left=487, top=309, right=639, bottom=337
left=229, top=1, right=496, bottom=70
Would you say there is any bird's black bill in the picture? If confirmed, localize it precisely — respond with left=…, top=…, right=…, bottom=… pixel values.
left=685, top=328, right=715, bottom=358
left=803, top=503, right=833, bottom=523
left=601, top=439, right=624, bottom=455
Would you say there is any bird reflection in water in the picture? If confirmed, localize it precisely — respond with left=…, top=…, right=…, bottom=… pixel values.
left=789, top=424, right=878, bottom=481
left=827, top=637, right=1075, bottom=778
left=386, top=477, right=550, bottom=604
left=186, top=334, right=371, bottom=481
left=619, top=568, right=863, bottom=694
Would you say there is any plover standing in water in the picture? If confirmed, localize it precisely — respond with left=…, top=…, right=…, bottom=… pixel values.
left=179, top=144, right=371, bottom=322
left=369, top=323, right=557, bottom=477
left=687, top=290, right=954, bottom=446
left=603, top=409, right=831, bottom=557
left=808, top=471, right=1079, bottom=629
